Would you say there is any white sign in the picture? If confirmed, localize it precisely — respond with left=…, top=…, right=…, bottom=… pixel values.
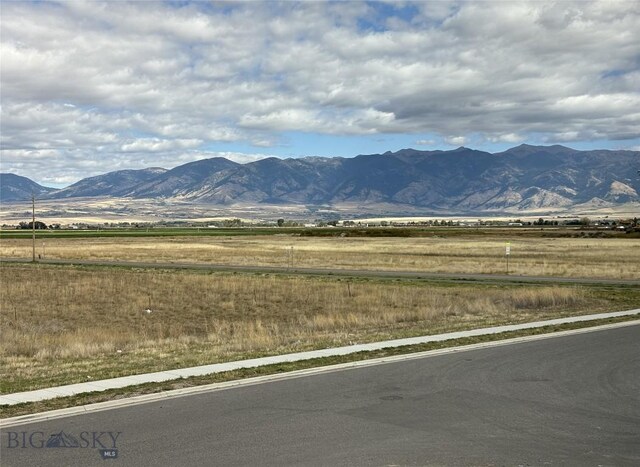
left=506, top=243, right=511, bottom=256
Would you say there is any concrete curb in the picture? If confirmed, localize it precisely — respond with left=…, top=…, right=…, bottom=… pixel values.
left=1, top=309, right=638, bottom=407
left=1, top=319, right=639, bottom=428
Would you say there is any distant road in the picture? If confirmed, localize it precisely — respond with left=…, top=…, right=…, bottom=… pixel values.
left=3, top=324, right=639, bottom=466
left=2, top=256, right=639, bottom=285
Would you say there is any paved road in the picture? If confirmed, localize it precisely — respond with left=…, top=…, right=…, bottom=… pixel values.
left=2, top=256, right=639, bottom=286
left=2, top=324, right=639, bottom=466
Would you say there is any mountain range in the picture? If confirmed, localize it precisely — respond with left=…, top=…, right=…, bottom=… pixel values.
left=0, top=173, right=57, bottom=202
left=2, top=144, right=639, bottom=213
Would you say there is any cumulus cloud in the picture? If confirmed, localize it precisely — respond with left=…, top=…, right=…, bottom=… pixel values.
left=444, top=136, right=467, bottom=146
left=1, top=0, right=638, bottom=182
left=488, top=133, right=524, bottom=144
left=120, top=139, right=202, bottom=153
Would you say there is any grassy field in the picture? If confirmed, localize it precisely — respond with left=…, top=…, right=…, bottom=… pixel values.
left=2, top=262, right=639, bottom=394
left=2, top=316, right=635, bottom=419
left=2, top=232, right=639, bottom=278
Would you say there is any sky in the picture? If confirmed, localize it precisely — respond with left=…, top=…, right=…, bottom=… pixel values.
left=1, top=0, right=639, bottom=187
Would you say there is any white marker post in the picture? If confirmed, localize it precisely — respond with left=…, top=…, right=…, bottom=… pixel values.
left=505, top=242, right=511, bottom=274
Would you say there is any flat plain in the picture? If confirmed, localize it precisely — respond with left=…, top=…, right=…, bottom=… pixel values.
left=2, top=228, right=639, bottom=278
left=1, top=227, right=639, bottom=398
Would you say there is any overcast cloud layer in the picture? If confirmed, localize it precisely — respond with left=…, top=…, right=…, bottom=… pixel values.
left=1, top=0, right=639, bottom=185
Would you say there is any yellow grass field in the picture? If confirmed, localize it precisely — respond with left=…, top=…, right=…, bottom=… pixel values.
left=1, top=234, right=639, bottom=278
left=3, top=263, right=633, bottom=393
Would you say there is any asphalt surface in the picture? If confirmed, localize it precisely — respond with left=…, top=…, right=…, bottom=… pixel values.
left=2, top=324, right=639, bottom=466
left=2, top=256, right=639, bottom=286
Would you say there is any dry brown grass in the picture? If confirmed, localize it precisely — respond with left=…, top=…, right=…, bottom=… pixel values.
left=2, top=234, right=639, bottom=279
left=1, top=263, right=619, bottom=393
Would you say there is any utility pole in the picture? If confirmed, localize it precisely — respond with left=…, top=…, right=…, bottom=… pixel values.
left=32, top=193, right=36, bottom=262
